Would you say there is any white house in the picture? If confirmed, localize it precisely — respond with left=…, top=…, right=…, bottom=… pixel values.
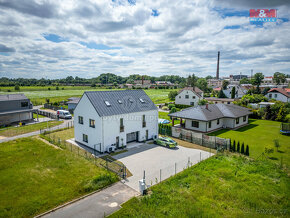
left=175, top=87, right=204, bottom=106
left=74, top=90, right=158, bottom=153
left=223, top=85, right=247, bottom=99
left=169, top=103, right=252, bottom=133
left=266, top=88, right=290, bottom=103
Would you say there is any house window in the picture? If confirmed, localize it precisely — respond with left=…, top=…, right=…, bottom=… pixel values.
left=142, top=115, right=146, bottom=127
left=78, top=116, right=83, bottom=124
left=243, top=116, right=246, bottom=122
left=236, top=118, right=240, bottom=124
left=21, top=102, right=28, bottom=107
left=217, top=119, right=220, bottom=125
left=179, top=96, right=181, bottom=99
left=269, top=94, right=272, bottom=98
left=192, top=96, right=196, bottom=99
left=185, top=95, right=189, bottom=99
left=274, top=94, right=277, bottom=98
left=83, top=134, right=88, bottom=143
left=120, top=118, right=124, bottom=132
left=89, top=119, right=95, bottom=128
left=209, top=121, right=212, bottom=128
left=192, top=121, right=199, bottom=128
left=190, top=102, right=194, bottom=106
left=227, top=102, right=230, bottom=104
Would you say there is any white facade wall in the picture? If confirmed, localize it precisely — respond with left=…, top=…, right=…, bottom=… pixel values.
left=102, top=110, right=158, bottom=149
left=266, top=93, right=289, bottom=103
left=181, top=115, right=249, bottom=133
left=175, top=90, right=203, bottom=106
left=74, top=94, right=103, bottom=151
left=74, top=94, right=158, bottom=153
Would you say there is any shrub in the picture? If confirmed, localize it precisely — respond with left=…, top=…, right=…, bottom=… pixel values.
left=62, top=87, right=64, bottom=90
left=14, top=85, right=20, bottom=91
left=168, top=104, right=175, bottom=110
left=232, top=140, right=236, bottom=152
left=237, top=142, right=240, bottom=153
left=56, top=86, right=59, bottom=90
left=46, top=98, right=50, bottom=104
left=7, top=89, right=11, bottom=92
left=273, top=139, right=280, bottom=151
left=168, top=91, right=178, bottom=101
left=162, top=106, right=169, bottom=110
left=48, top=87, right=51, bottom=90
left=245, top=145, right=249, bottom=156
left=241, top=143, right=245, bottom=154
left=265, top=147, right=274, bottom=155
left=170, top=107, right=177, bottom=114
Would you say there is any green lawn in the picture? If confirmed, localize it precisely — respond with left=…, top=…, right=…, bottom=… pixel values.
left=44, top=128, right=74, bottom=141
left=0, top=88, right=179, bottom=105
left=33, top=113, right=46, bottom=118
left=0, top=121, right=63, bottom=137
left=208, top=119, right=290, bottom=167
left=110, top=154, right=289, bottom=217
left=0, top=137, right=118, bottom=218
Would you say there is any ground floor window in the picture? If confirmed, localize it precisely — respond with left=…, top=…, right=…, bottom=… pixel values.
left=83, top=134, right=88, bottom=143
left=217, top=119, right=220, bottom=125
left=192, top=121, right=199, bottom=128
left=190, top=102, right=194, bottom=106
left=236, top=118, right=240, bottom=124
left=243, top=116, right=247, bottom=122
left=208, top=121, right=212, bottom=128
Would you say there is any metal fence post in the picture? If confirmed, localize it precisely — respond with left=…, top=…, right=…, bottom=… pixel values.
left=175, top=163, right=177, bottom=175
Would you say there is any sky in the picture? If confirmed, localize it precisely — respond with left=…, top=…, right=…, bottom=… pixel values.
left=0, top=0, right=290, bottom=79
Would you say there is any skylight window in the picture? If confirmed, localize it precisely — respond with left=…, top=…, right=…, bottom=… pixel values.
left=118, top=100, right=122, bottom=104
left=104, top=101, right=111, bottom=106
left=139, top=98, right=145, bottom=103
left=129, top=98, right=133, bottom=103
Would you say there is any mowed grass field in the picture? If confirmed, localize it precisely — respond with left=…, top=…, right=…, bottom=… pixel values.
left=0, top=137, right=118, bottom=218
left=0, top=121, right=63, bottom=137
left=110, top=154, right=289, bottom=217
left=208, top=119, right=290, bottom=168
left=0, top=86, right=179, bottom=105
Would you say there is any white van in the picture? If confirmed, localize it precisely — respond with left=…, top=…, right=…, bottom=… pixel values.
left=57, top=110, right=72, bottom=119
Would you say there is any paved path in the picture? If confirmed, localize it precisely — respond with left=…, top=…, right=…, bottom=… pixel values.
left=0, top=119, right=72, bottom=143
left=114, top=143, right=213, bottom=191
left=42, top=182, right=139, bottom=218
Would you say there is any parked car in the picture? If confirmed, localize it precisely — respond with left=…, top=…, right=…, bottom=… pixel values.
left=158, top=118, right=171, bottom=124
left=154, top=137, right=177, bottom=148
left=57, top=110, right=72, bottom=119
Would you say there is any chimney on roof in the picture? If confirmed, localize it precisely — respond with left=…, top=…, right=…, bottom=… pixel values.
left=216, top=51, right=220, bottom=79
left=206, top=103, right=208, bottom=110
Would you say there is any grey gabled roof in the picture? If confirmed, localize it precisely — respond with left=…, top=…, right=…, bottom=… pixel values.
left=0, top=94, right=28, bottom=101
left=169, top=103, right=252, bottom=121
left=84, top=90, right=157, bottom=117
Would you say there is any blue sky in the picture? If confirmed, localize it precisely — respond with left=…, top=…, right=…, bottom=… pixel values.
left=0, top=0, right=289, bottom=79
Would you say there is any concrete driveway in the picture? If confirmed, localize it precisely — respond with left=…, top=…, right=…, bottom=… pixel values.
left=114, top=143, right=212, bottom=191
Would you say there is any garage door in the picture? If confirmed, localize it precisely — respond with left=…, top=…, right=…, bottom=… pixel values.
left=126, top=132, right=137, bottom=143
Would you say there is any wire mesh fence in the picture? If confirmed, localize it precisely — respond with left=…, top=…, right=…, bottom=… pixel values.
left=40, top=131, right=127, bottom=179
left=144, top=151, right=213, bottom=187
left=40, top=120, right=74, bottom=134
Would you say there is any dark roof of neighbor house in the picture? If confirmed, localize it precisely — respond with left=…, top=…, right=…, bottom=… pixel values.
left=68, top=97, right=80, bottom=101
left=205, top=97, right=235, bottom=102
left=169, top=103, right=252, bottom=121
left=268, top=88, right=290, bottom=98
left=0, top=94, right=29, bottom=101
left=84, top=90, right=157, bottom=117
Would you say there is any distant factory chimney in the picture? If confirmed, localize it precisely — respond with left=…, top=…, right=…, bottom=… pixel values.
left=216, top=51, right=220, bottom=79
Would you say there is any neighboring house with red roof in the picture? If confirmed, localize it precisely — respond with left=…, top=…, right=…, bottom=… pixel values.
left=175, top=87, right=204, bottom=106
left=266, top=88, right=290, bottom=103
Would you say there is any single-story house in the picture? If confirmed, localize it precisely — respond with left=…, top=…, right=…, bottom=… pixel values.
left=0, top=94, right=36, bottom=126
left=74, top=90, right=158, bottom=153
left=205, top=97, right=236, bottom=105
left=175, top=87, right=204, bottom=106
left=67, top=97, right=80, bottom=111
left=169, top=103, right=252, bottom=133
left=266, top=88, right=290, bottom=103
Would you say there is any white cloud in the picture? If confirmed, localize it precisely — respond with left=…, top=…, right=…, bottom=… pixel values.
left=0, top=0, right=289, bottom=79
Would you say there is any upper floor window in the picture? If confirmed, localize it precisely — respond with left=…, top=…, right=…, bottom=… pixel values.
left=89, top=119, right=95, bottom=128
left=21, top=102, right=28, bottom=107
left=120, top=118, right=124, bottom=132
left=192, top=96, right=196, bottom=99
left=269, top=94, right=272, bottom=98
left=236, top=118, right=240, bottom=124
left=78, top=116, right=83, bottom=124
left=274, top=94, right=277, bottom=98
left=185, top=95, right=189, bottom=99
left=142, top=115, right=146, bottom=127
